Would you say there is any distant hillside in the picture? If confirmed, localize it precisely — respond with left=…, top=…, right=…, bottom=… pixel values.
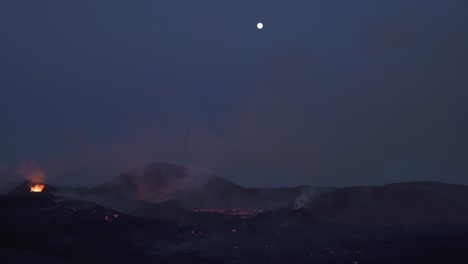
left=91, top=163, right=240, bottom=199
left=84, top=163, right=325, bottom=211
left=308, top=181, right=468, bottom=225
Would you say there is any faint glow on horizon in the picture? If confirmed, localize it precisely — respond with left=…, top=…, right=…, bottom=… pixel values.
left=257, top=22, right=263, bottom=29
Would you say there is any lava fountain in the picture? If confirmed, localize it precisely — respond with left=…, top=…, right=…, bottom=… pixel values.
left=30, top=184, right=45, bottom=193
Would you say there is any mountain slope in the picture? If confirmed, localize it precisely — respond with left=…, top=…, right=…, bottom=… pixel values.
left=92, top=163, right=241, bottom=200
left=88, top=163, right=245, bottom=208
left=84, top=163, right=323, bottom=211
left=308, top=181, right=468, bottom=225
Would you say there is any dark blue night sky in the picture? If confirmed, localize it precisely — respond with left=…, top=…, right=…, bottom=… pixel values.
left=1, top=0, right=467, bottom=187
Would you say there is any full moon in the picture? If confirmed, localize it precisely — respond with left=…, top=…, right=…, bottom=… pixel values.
left=257, top=22, right=263, bottom=29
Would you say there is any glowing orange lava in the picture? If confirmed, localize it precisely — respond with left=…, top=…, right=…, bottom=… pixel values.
left=30, top=184, right=45, bottom=193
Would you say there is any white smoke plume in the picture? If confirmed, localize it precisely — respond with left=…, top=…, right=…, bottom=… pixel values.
left=294, top=185, right=316, bottom=209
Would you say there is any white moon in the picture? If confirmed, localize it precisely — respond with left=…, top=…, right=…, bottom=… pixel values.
left=257, top=22, right=263, bottom=29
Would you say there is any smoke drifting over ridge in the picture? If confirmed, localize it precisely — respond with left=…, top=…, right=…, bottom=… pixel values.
left=6, top=160, right=46, bottom=183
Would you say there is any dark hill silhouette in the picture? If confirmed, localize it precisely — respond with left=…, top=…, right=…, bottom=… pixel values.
left=308, top=181, right=468, bottom=225
left=88, top=163, right=244, bottom=208
left=92, top=163, right=243, bottom=201
left=8, top=181, right=57, bottom=196
left=5, top=181, right=57, bottom=208
left=84, top=163, right=323, bottom=211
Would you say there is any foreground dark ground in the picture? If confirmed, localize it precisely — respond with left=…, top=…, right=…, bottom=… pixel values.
left=2, top=192, right=468, bottom=264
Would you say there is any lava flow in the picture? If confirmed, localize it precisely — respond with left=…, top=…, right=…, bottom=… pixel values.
left=191, top=208, right=263, bottom=218
left=30, top=184, right=45, bottom=193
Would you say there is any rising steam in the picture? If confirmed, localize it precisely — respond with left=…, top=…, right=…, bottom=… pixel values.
left=294, top=186, right=316, bottom=209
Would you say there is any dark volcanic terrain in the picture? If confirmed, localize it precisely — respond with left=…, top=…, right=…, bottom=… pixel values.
left=2, top=163, right=468, bottom=263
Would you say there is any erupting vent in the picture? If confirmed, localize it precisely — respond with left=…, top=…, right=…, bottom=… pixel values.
left=30, top=184, right=45, bottom=193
